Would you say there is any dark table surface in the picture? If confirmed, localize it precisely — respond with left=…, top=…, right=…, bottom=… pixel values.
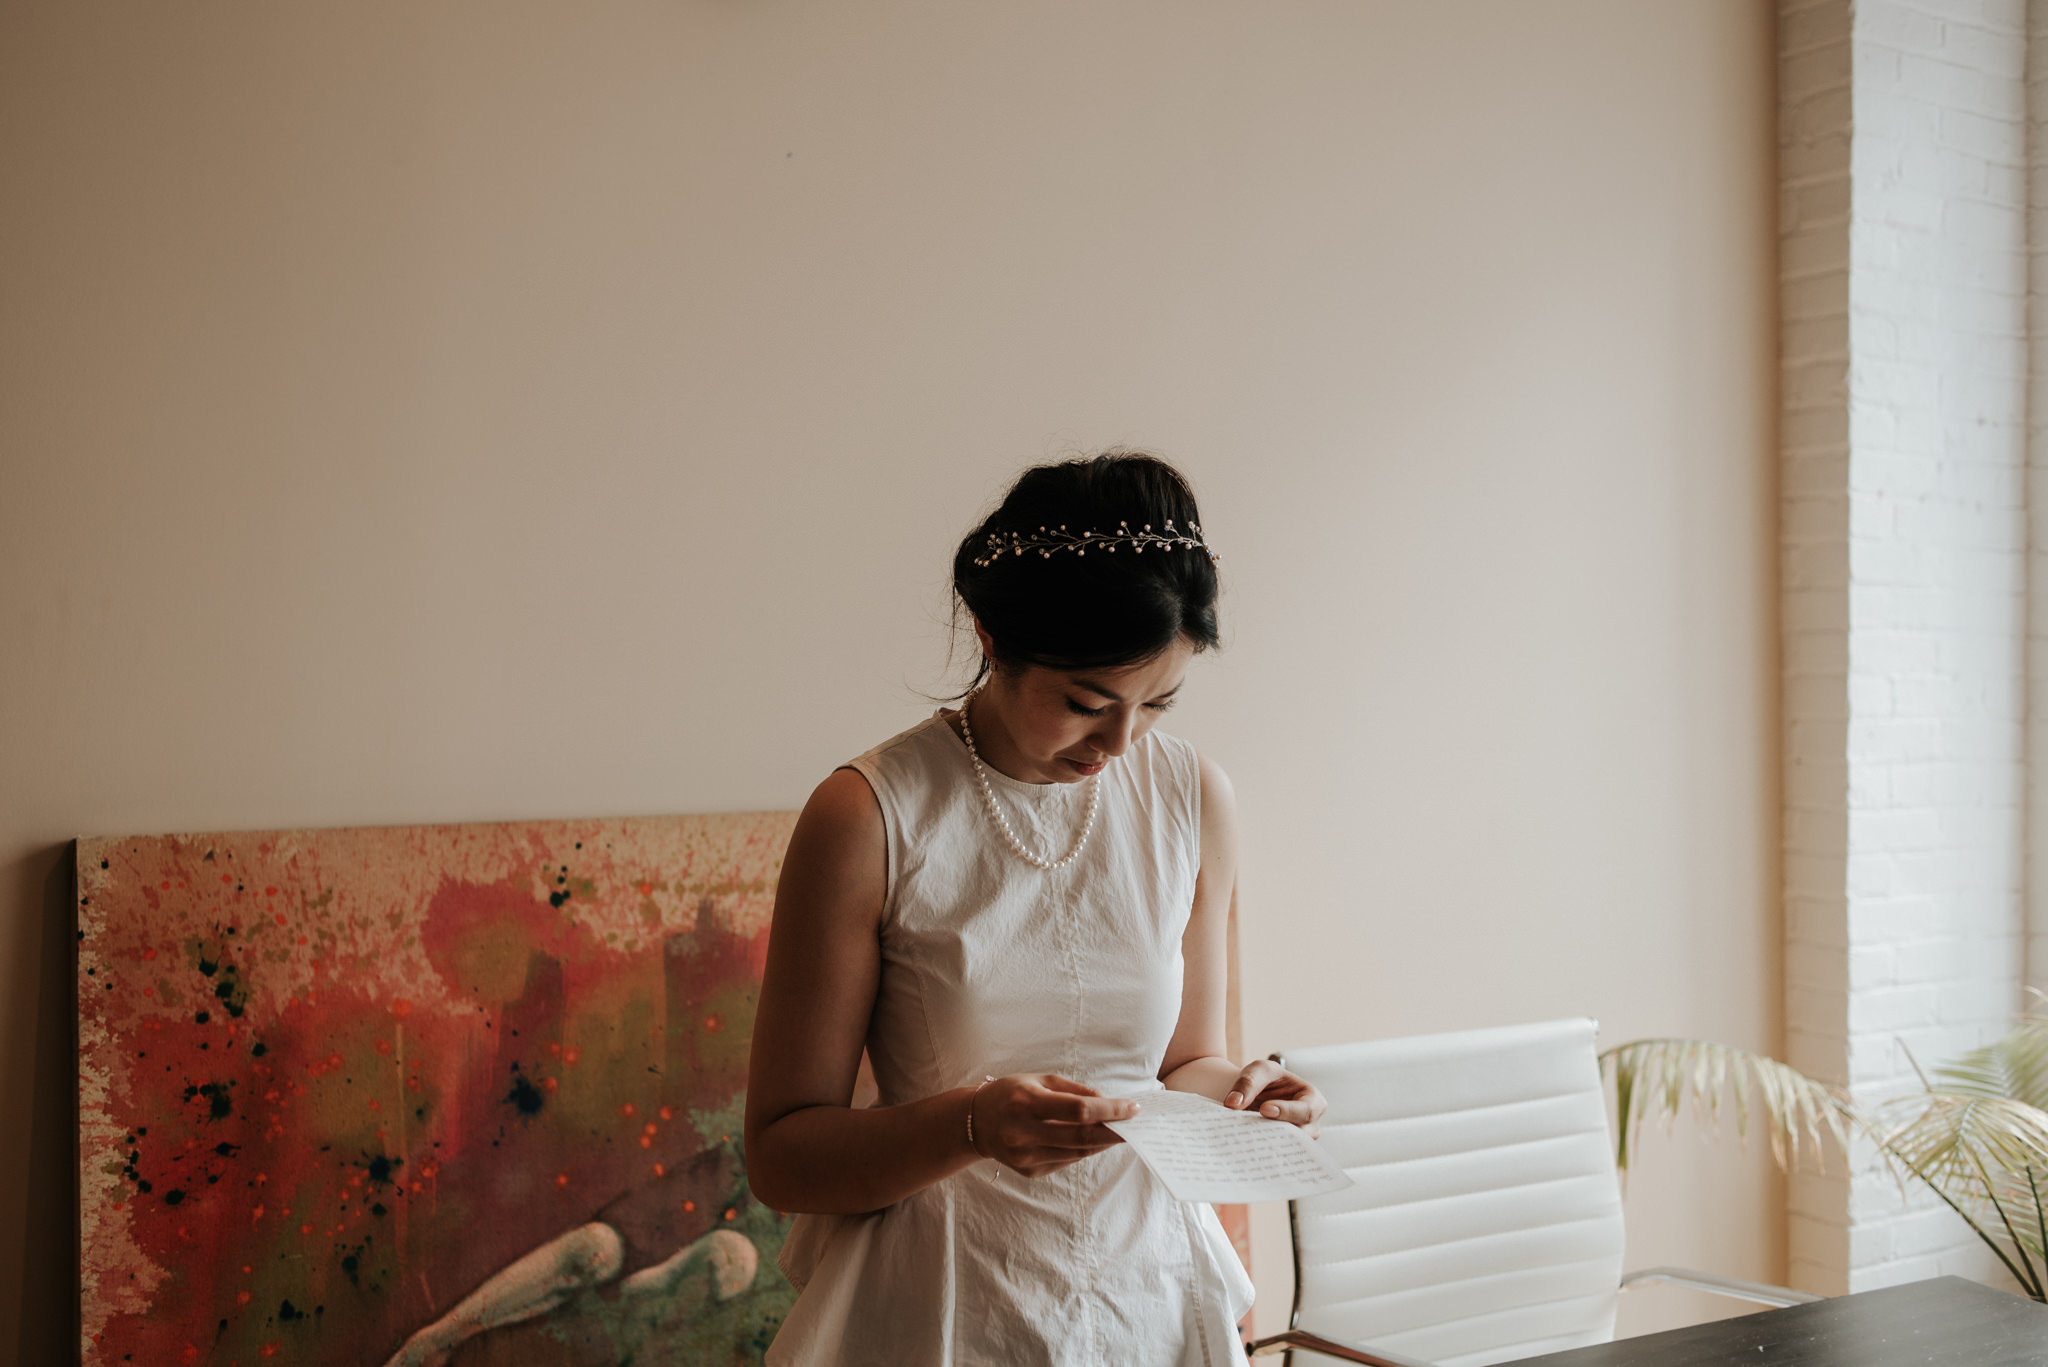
left=1511, top=1276, right=2047, bottom=1366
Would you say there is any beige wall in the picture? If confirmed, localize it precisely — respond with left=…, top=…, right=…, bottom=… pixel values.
left=0, top=0, right=1778, bottom=1354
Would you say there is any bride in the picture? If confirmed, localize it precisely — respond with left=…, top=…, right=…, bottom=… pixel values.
left=746, top=450, right=1327, bottom=1366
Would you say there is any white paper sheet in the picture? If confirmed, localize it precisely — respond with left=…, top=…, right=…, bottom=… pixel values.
left=1103, top=1088, right=1354, bottom=1204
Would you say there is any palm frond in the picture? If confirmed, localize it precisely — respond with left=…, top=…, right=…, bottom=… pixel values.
left=1600, top=1039, right=1851, bottom=1175
left=1877, top=1092, right=2048, bottom=1297
left=1932, top=1021, right=2048, bottom=1111
left=1877, top=1093, right=2048, bottom=1237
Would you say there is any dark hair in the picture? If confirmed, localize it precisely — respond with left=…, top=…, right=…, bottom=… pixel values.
left=951, top=451, right=1221, bottom=695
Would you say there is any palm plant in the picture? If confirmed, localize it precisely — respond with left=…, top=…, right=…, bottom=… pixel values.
left=1602, top=1010, right=2048, bottom=1302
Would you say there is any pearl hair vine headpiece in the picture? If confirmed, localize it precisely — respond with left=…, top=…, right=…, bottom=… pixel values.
left=970, top=518, right=1219, bottom=568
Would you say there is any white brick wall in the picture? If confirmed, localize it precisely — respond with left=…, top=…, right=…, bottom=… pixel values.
left=2029, top=0, right=2048, bottom=995
left=1779, top=0, right=1856, bottom=1293
left=1780, top=0, right=2030, bottom=1296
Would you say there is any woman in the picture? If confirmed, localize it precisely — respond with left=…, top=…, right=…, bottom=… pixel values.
left=745, top=452, right=1327, bottom=1366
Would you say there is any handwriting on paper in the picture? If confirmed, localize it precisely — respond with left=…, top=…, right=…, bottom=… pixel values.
left=1104, top=1088, right=1353, bottom=1204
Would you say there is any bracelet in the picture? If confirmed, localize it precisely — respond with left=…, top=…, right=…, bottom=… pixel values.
left=965, top=1075, right=997, bottom=1154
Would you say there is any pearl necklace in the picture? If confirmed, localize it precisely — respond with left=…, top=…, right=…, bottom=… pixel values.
left=958, top=696, right=1102, bottom=871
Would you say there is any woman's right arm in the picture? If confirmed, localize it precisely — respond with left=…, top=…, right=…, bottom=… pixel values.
left=743, top=768, right=1134, bottom=1214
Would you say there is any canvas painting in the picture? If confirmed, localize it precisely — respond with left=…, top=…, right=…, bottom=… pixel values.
left=78, top=813, right=800, bottom=1367
left=78, top=812, right=1251, bottom=1367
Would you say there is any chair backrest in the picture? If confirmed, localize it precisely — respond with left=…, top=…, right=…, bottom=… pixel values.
left=1279, top=1018, right=1625, bottom=1367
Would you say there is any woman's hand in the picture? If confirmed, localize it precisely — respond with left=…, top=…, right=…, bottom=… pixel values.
left=1223, top=1059, right=1326, bottom=1138
left=968, top=1074, right=1135, bottom=1177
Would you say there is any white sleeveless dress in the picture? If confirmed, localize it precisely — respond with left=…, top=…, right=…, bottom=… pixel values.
left=766, top=714, right=1255, bottom=1367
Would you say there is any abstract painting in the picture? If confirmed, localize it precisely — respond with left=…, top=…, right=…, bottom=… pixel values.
left=78, top=812, right=1251, bottom=1366
left=79, top=813, right=799, bottom=1367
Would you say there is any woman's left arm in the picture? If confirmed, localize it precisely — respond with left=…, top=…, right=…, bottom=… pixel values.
left=1158, top=751, right=1327, bottom=1137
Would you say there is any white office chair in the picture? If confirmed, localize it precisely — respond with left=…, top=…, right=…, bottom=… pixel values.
left=1246, top=1019, right=1816, bottom=1366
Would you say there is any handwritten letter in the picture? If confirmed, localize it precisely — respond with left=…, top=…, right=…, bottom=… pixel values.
left=1104, top=1089, right=1353, bottom=1204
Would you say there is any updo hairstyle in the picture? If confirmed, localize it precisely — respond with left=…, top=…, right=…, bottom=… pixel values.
left=951, top=451, right=1221, bottom=696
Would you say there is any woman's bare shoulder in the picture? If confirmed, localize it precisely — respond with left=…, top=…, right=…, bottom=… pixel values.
left=809, top=766, right=882, bottom=827
left=1193, top=749, right=1239, bottom=868
left=1195, top=749, right=1237, bottom=823
left=773, top=768, right=887, bottom=932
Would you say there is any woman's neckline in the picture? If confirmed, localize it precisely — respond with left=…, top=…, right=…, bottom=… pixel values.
left=932, top=709, right=1078, bottom=798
